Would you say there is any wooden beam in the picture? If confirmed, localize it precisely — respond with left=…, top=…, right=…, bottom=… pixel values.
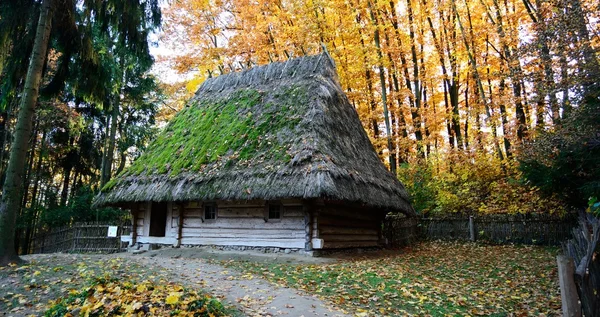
left=557, top=255, right=581, bottom=317
left=176, top=203, right=184, bottom=247
left=130, top=204, right=139, bottom=247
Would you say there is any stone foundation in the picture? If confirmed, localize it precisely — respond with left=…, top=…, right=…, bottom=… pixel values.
left=181, top=244, right=310, bottom=255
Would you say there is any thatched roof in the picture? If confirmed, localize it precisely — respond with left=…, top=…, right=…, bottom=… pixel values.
left=95, top=53, right=414, bottom=215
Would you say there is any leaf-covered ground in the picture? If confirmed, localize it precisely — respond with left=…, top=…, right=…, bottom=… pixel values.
left=0, top=254, right=233, bottom=316
left=216, top=242, right=561, bottom=316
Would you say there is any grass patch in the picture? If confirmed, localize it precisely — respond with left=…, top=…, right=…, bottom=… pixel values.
left=218, top=242, right=561, bottom=316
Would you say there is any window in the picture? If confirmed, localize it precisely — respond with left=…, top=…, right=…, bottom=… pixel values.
left=204, top=204, right=217, bottom=220
left=268, top=203, right=282, bottom=219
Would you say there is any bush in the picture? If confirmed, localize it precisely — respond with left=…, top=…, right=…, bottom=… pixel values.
left=398, top=152, right=567, bottom=216
left=38, top=186, right=127, bottom=229
left=519, top=90, right=600, bottom=208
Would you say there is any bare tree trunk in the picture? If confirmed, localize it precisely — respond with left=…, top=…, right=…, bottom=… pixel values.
left=369, top=2, right=396, bottom=175
left=406, top=0, right=424, bottom=157
left=101, top=58, right=125, bottom=187
left=23, top=131, right=46, bottom=255
left=0, top=0, right=52, bottom=266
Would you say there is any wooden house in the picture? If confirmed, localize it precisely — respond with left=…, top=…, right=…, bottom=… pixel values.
left=94, top=53, right=415, bottom=253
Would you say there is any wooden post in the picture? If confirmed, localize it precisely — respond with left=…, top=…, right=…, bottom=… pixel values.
left=557, top=255, right=582, bottom=317
left=303, top=201, right=313, bottom=250
left=175, top=203, right=184, bottom=248
left=130, top=204, right=138, bottom=247
left=469, top=216, right=476, bottom=241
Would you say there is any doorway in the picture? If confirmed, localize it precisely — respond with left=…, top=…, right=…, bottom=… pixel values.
left=149, top=202, right=168, bottom=237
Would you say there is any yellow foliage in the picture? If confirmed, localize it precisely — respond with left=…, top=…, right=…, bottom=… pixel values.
left=45, top=279, right=227, bottom=316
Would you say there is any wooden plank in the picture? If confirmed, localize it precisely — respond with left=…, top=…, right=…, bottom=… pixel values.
left=176, top=203, right=184, bottom=247
left=321, top=234, right=379, bottom=242
left=322, top=240, right=380, bottom=249
left=184, top=201, right=201, bottom=208
left=183, top=217, right=304, bottom=229
left=180, top=237, right=305, bottom=248
left=318, top=207, right=380, bottom=221
left=182, top=228, right=306, bottom=239
left=319, top=227, right=378, bottom=235
left=319, top=215, right=379, bottom=228
left=283, top=206, right=305, bottom=217
left=137, top=236, right=177, bottom=245
left=218, top=207, right=265, bottom=218
left=217, top=200, right=265, bottom=208
left=280, top=199, right=303, bottom=206
left=557, top=255, right=581, bottom=317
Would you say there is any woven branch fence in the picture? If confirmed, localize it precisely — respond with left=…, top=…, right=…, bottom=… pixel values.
left=33, top=222, right=132, bottom=254
left=385, top=214, right=577, bottom=246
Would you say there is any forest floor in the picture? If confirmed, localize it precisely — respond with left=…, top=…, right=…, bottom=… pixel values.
left=0, top=242, right=561, bottom=316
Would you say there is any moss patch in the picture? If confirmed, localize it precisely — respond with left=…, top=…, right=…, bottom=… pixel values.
left=107, top=85, right=306, bottom=187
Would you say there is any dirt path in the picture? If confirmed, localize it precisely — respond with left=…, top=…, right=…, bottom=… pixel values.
left=127, top=249, right=350, bottom=317
left=2, top=249, right=349, bottom=317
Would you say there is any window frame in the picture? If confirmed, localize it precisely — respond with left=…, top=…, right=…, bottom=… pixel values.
left=266, top=202, right=283, bottom=222
left=203, top=203, right=217, bottom=221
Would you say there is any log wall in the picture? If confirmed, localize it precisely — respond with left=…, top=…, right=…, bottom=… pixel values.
left=313, top=203, right=384, bottom=249
left=179, top=199, right=306, bottom=248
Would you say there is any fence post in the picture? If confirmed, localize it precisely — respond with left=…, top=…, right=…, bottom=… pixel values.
left=556, top=255, right=581, bottom=317
left=469, top=216, right=476, bottom=242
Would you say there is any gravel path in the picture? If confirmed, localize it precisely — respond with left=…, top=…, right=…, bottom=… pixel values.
left=129, top=252, right=350, bottom=317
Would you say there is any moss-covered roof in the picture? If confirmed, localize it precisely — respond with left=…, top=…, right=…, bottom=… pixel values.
left=94, top=54, right=414, bottom=215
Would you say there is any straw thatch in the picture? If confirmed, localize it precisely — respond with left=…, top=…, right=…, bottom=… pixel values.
left=95, top=53, right=414, bottom=215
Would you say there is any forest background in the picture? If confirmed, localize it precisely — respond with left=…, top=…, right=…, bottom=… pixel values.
left=0, top=0, right=599, bottom=256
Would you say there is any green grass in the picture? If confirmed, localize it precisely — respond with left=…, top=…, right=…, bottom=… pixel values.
left=218, top=242, right=561, bottom=316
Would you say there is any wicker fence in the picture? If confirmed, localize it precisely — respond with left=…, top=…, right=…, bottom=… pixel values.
left=33, top=222, right=131, bottom=254
left=385, top=214, right=577, bottom=246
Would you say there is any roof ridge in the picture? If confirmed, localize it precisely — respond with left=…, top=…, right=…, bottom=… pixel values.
left=196, top=53, right=336, bottom=95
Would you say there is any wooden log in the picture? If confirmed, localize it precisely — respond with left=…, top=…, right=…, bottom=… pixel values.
left=176, top=203, right=184, bottom=247
left=469, top=216, right=476, bottom=241
left=557, top=255, right=582, bottom=317
left=318, top=207, right=380, bottom=221
left=131, top=204, right=139, bottom=246
left=180, top=237, right=305, bottom=248
left=322, top=240, right=380, bottom=249
left=319, top=227, right=379, bottom=235
left=318, top=215, right=379, bottom=229
left=216, top=200, right=265, bottom=208
left=182, top=228, right=305, bottom=238
left=304, top=202, right=312, bottom=250
left=217, top=207, right=266, bottom=218
left=320, top=234, right=379, bottom=242
left=183, top=217, right=304, bottom=229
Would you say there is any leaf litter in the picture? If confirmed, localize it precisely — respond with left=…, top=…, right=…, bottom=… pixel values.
left=216, top=242, right=561, bottom=316
left=0, top=254, right=233, bottom=316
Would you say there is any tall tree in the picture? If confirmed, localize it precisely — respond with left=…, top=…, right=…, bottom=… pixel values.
left=0, top=0, right=53, bottom=265
left=0, top=0, right=161, bottom=265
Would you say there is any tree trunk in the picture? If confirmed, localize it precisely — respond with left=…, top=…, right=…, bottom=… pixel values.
left=0, top=0, right=52, bottom=266
left=23, top=131, right=45, bottom=255
left=0, top=98, right=16, bottom=187
left=369, top=3, right=396, bottom=175
left=406, top=0, right=424, bottom=157
left=101, top=57, right=125, bottom=187
left=15, top=121, right=39, bottom=254
left=101, top=98, right=118, bottom=186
